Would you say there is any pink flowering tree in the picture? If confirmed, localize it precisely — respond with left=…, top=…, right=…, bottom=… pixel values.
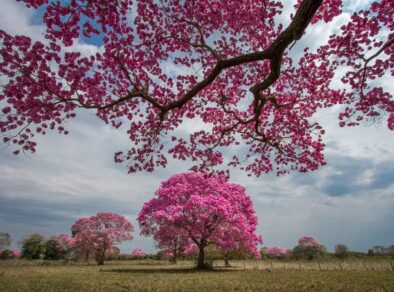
left=54, top=233, right=76, bottom=262
left=138, top=173, right=262, bottom=269
left=151, top=223, right=194, bottom=264
left=131, top=248, right=145, bottom=259
left=0, top=248, right=20, bottom=260
left=292, top=236, right=325, bottom=260
left=10, top=249, right=21, bottom=258
left=0, top=1, right=392, bottom=177
left=71, top=217, right=95, bottom=261
left=71, top=212, right=134, bottom=265
left=264, top=246, right=289, bottom=259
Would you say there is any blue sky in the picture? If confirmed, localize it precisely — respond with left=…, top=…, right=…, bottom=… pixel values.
left=0, top=0, right=393, bottom=254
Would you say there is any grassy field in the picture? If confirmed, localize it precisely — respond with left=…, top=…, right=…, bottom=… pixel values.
left=0, top=260, right=393, bottom=291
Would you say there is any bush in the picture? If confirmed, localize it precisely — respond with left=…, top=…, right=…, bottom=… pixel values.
left=44, top=239, right=65, bottom=260
left=0, top=249, right=13, bottom=260
left=335, top=244, right=349, bottom=259
left=21, top=234, right=46, bottom=260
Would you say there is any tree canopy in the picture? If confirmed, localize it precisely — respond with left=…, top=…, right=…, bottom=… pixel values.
left=71, top=212, right=134, bottom=265
left=138, top=173, right=262, bottom=269
left=0, top=0, right=392, bottom=176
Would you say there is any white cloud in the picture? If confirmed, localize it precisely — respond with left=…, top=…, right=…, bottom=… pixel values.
left=0, top=0, right=46, bottom=40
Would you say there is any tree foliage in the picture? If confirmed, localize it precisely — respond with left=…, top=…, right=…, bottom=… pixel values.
left=334, top=243, right=349, bottom=259
left=71, top=212, right=134, bottom=265
left=292, top=236, right=325, bottom=260
left=138, top=173, right=262, bottom=269
left=0, top=0, right=392, bottom=176
left=21, top=233, right=46, bottom=260
left=53, top=233, right=76, bottom=262
left=43, top=238, right=65, bottom=260
left=131, top=248, right=145, bottom=258
left=0, top=232, right=11, bottom=250
left=264, top=246, right=289, bottom=259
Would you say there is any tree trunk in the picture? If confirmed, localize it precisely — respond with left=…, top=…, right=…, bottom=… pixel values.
left=85, top=249, right=90, bottom=262
left=196, top=245, right=206, bottom=270
left=170, top=241, right=178, bottom=264
left=224, top=258, right=230, bottom=267
left=96, top=249, right=106, bottom=265
left=170, top=247, right=177, bottom=264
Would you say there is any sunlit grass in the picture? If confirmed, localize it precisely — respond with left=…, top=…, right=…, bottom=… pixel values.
left=0, top=260, right=393, bottom=291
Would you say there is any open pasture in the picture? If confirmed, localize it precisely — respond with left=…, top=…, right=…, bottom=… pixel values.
left=1, top=260, right=393, bottom=291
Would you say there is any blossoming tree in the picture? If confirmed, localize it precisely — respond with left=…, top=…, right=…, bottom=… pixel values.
left=71, top=212, right=134, bottom=265
left=138, top=173, right=262, bottom=269
left=0, top=0, right=392, bottom=176
left=54, top=233, right=76, bottom=262
left=131, top=248, right=145, bottom=258
left=265, top=246, right=289, bottom=259
left=292, top=235, right=325, bottom=260
left=150, top=223, right=193, bottom=263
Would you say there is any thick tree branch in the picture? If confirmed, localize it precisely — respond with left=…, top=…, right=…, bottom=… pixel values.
left=161, top=0, right=323, bottom=114
left=85, top=0, right=322, bottom=123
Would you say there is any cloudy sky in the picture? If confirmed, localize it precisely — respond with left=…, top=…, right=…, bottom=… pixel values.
left=0, top=0, right=393, bottom=254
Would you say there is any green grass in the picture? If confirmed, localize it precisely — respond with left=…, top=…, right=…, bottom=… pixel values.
left=0, top=260, right=393, bottom=291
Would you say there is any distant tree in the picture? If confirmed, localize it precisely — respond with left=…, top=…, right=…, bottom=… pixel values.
left=21, top=234, right=46, bottom=260
left=368, top=245, right=394, bottom=256
left=11, top=249, right=21, bottom=258
left=369, top=245, right=385, bottom=255
left=0, top=248, right=22, bottom=260
left=158, top=250, right=174, bottom=261
left=54, top=234, right=76, bottom=262
left=71, top=217, right=94, bottom=261
left=107, top=246, right=121, bottom=260
left=71, top=212, right=134, bottom=265
left=221, top=247, right=254, bottom=267
left=44, top=238, right=65, bottom=260
left=265, top=246, right=289, bottom=259
left=0, top=232, right=11, bottom=250
left=334, top=244, right=349, bottom=259
left=292, top=236, right=325, bottom=260
left=139, top=173, right=262, bottom=269
left=150, top=224, right=192, bottom=264
left=131, top=248, right=145, bottom=259
left=0, top=250, right=12, bottom=260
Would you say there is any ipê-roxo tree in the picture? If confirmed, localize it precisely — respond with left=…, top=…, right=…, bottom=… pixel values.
left=131, top=248, right=145, bottom=259
left=71, top=212, right=134, bottom=265
left=151, top=222, right=193, bottom=264
left=0, top=0, right=392, bottom=176
left=265, top=246, right=289, bottom=259
left=292, top=235, right=325, bottom=260
left=138, top=173, right=262, bottom=269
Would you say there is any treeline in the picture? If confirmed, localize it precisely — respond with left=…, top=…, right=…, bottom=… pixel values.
left=262, top=237, right=394, bottom=261
left=1, top=232, right=393, bottom=263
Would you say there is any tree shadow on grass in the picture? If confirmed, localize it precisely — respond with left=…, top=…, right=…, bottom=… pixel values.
left=100, top=267, right=236, bottom=274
